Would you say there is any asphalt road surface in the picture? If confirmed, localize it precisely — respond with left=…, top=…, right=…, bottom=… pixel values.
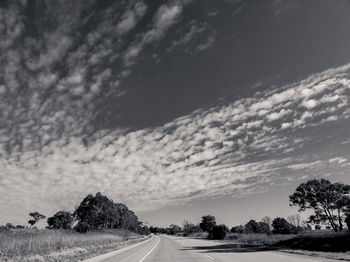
left=86, top=235, right=340, bottom=262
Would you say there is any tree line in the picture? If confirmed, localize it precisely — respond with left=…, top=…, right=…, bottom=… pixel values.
left=1, top=192, right=149, bottom=234
left=148, top=179, right=350, bottom=239
left=2, top=179, right=349, bottom=237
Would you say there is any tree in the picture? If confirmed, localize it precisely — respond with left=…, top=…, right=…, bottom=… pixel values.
left=287, top=214, right=305, bottom=232
left=271, top=217, right=296, bottom=234
left=47, top=211, right=74, bottom=229
left=74, top=221, right=90, bottom=233
left=138, top=225, right=150, bottom=235
left=261, top=216, right=272, bottom=231
left=168, top=224, right=182, bottom=235
left=245, top=220, right=259, bottom=233
left=258, top=221, right=270, bottom=234
left=5, top=223, right=15, bottom=229
left=289, top=179, right=350, bottom=232
left=230, top=225, right=245, bottom=234
left=199, top=215, right=216, bottom=232
left=28, top=212, right=46, bottom=227
left=345, top=214, right=350, bottom=231
left=287, top=214, right=302, bottom=228
left=74, top=192, right=141, bottom=231
left=211, top=224, right=228, bottom=240
left=245, top=220, right=270, bottom=234
left=182, top=220, right=202, bottom=236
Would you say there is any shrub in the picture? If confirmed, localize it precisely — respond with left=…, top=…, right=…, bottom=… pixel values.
left=245, top=220, right=270, bottom=234
left=231, top=225, right=245, bottom=234
left=183, top=221, right=202, bottom=236
left=47, top=211, right=74, bottom=229
left=74, top=221, right=90, bottom=233
left=272, top=217, right=296, bottom=234
left=199, top=215, right=216, bottom=232
left=211, top=224, right=228, bottom=240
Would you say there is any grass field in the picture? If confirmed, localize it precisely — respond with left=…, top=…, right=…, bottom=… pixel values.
left=0, top=228, right=145, bottom=261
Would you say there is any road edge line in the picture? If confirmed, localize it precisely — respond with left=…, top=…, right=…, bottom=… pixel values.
left=138, top=235, right=161, bottom=262
left=82, top=235, right=153, bottom=262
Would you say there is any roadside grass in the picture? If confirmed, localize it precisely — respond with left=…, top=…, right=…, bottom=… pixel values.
left=274, top=231, right=350, bottom=252
left=225, top=232, right=296, bottom=245
left=223, top=231, right=350, bottom=260
left=280, top=250, right=350, bottom=261
left=186, top=232, right=209, bottom=239
left=0, top=227, right=142, bottom=259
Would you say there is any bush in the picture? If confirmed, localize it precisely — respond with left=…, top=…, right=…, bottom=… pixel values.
left=183, top=221, right=202, bottom=236
left=315, top=224, right=321, bottom=230
left=47, top=211, right=74, bottom=229
left=74, top=222, right=90, bottom=233
left=211, top=224, right=228, bottom=240
left=272, top=217, right=296, bottom=234
left=199, top=215, right=216, bottom=232
left=245, top=220, right=270, bottom=234
left=231, top=225, right=245, bottom=234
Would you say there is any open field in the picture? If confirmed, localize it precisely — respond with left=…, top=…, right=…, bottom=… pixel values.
left=0, top=228, right=147, bottom=262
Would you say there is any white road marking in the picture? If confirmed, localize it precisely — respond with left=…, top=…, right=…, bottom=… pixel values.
left=204, top=254, right=215, bottom=260
left=82, top=236, right=153, bottom=262
left=139, top=235, right=161, bottom=262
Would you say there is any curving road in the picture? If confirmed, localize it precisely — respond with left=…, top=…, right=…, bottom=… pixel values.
left=85, top=235, right=340, bottom=262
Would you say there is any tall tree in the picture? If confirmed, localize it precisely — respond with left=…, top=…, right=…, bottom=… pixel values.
left=47, top=211, right=74, bottom=229
left=211, top=224, right=228, bottom=240
left=74, top=192, right=140, bottom=231
left=28, top=212, right=46, bottom=227
left=287, top=214, right=302, bottom=228
left=289, top=179, right=350, bottom=232
left=199, top=215, right=216, bottom=232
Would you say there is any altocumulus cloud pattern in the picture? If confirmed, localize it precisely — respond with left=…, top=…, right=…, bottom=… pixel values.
left=0, top=0, right=350, bottom=220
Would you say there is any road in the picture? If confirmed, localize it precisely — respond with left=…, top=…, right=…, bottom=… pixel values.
left=85, top=235, right=340, bottom=262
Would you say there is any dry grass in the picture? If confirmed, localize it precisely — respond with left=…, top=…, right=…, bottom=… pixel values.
left=186, top=232, right=209, bottom=239
left=225, top=232, right=296, bottom=245
left=0, top=228, right=140, bottom=258
left=280, top=250, right=350, bottom=261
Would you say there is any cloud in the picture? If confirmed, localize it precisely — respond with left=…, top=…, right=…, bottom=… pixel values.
left=301, top=99, right=318, bottom=109
left=1, top=1, right=350, bottom=224
left=116, top=1, right=147, bottom=35
left=1, top=60, right=350, bottom=223
left=329, top=157, right=347, bottom=165
left=123, top=1, right=184, bottom=65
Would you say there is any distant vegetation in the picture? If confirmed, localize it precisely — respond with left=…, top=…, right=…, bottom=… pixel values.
left=1, top=178, right=349, bottom=258
left=149, top=178, right=350, bottom=252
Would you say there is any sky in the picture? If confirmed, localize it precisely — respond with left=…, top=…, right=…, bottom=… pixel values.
left=0, top=0, right=350, bottom=228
